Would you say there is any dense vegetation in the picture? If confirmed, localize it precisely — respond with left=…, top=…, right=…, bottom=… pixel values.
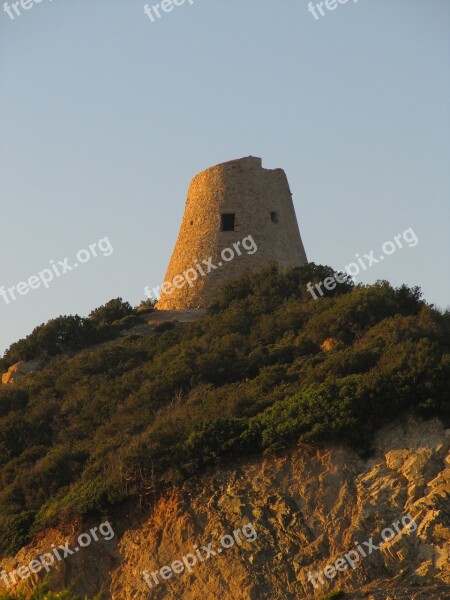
left=0, top=263, right=449, bottom=556
left=0, top=299, right=145, bottom=371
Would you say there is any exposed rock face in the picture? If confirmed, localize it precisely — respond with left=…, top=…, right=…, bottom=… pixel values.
left=1, top=360, right=41, bottom=385
left=0, top=418, right=448, bottom=599
left=157, top=157, right=308, bottom=310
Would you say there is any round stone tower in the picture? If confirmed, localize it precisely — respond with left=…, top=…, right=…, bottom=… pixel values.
left=157, top=156, right=307, bottom=310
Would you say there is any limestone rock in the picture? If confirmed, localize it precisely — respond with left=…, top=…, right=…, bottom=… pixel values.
left=1, top=360, right=41, bottom=385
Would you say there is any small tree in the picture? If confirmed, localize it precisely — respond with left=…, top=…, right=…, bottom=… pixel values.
left=137, top=298, right=156, bottom=311
left=88, top=298, right=134, bottom=326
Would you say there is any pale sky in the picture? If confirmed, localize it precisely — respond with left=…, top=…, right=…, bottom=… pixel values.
left=1, top=0, right=449, bottom=354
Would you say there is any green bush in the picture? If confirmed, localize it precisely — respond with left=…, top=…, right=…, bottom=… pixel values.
left=137, top=298, right=156, bottom=312
left=88, top=298, right=134, bottom=326
left=1, top=316, right=98, bottom=367
left=321, top=591, right=346, bottom=600
left=111, top=314, right=144, bottom=330
left=0, top=512, right=35, bottom=557
left=0, top=300, right=139, bottom=370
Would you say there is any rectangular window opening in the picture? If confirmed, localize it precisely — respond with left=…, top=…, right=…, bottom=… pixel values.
left=221, top=213, right=235, bottom=231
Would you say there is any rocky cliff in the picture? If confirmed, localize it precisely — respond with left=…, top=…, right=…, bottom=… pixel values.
left=1, top=417, right=449, bottom=599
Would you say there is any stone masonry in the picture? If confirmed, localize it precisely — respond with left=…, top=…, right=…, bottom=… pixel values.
left=157, top=156, right=308, bottom=310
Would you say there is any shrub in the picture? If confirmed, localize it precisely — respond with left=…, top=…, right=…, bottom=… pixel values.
left=321, top=591, right=347, bottom=600
left=88, top=298, right=134, bottom=326
left=0, top=512, right=35, bottom=557
left=2, top=317, right=98, bottom=367
left=137, top=298, right=156, bottom=312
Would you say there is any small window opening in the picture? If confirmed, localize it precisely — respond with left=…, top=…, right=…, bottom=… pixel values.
left=271, top=212, right=279, bottom=223
left=221, top=213, right=235, bottom=231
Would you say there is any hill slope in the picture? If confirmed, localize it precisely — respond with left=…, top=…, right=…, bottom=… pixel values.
left=0, top=264, right=449, bottom=598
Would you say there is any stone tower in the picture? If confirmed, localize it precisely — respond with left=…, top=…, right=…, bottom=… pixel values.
left=157, top=156, right=307, bottom=310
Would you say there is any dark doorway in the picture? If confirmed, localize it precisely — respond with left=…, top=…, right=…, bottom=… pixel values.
left=221, top=213, right=235, bottom=231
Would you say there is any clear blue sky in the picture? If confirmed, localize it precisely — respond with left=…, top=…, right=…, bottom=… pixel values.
left=1, top=0, right=449, bottom=355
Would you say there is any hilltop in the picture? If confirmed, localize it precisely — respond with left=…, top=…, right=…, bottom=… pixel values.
left=0, top=263, right=449, bottom=598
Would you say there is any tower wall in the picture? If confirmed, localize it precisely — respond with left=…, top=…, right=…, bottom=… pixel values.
left=157, top=156, right=307, bottom=310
